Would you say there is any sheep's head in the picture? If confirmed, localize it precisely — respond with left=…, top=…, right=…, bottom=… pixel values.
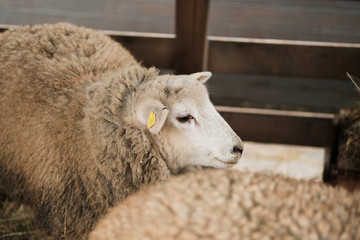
left=133, top=72, right=243, bottom=172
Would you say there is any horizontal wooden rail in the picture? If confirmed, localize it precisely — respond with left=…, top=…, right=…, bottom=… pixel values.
left=209, top=37, right=360, bottom=79
left=216, top=106, right=335, bottom=147
left=108, top=31, right=360, bottom=79
left=1, top=25, right=359, bottom=78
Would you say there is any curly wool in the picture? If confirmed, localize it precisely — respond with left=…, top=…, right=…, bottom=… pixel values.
left=90, top=169, right=360, bottom=240
left=0, top=23, right=170, bottom=239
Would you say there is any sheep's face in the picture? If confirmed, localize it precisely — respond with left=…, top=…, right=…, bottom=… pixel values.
left=134, top=72, right=243, bottom=172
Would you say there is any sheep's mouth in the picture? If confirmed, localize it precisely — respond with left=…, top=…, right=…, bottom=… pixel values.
left=214, top=158, right=238, bottom=166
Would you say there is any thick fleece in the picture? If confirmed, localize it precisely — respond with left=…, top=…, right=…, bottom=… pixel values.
left=90, top=169, right=360, bottom=240
left=0, top=23, right=170, bottom=239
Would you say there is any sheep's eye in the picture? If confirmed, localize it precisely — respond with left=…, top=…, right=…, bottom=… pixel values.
left=176, top=115, right=194, bottom=123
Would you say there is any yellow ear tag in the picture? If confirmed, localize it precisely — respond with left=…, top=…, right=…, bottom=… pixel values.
left=147, top=112, right=156, bottom=128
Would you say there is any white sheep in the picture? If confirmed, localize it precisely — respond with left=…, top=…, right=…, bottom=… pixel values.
left=90, top=169, right=360, bottom=240
left=0, top=23, right=243, bottom=239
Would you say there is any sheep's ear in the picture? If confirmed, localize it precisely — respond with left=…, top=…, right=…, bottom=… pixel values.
left=135, top=100, right=169, bottom=134
left=189, top=71, right=212, bottom=84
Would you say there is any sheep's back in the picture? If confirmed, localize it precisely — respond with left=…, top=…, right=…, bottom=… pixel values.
left=90, top=169, right=360, bottom=240
left=0, top=22, right=137, bottom=102
left=0, top=22, right=137, bottom=200
left=0, top=23, right=171, bottom=239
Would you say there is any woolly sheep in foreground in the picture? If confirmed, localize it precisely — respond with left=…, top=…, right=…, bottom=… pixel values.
left=90, top=169, right=360, bottom=240
left=0, top=23, right=243, bottom=239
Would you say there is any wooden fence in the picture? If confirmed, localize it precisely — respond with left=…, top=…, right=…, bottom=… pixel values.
left=1, top=0, right=359, bottom=184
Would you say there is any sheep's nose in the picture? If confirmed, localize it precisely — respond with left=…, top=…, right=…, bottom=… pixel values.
left=232, top=145, right=243, bottom=156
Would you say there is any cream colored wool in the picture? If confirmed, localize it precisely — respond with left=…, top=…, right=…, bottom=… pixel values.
left=0, top=23, right=170, bottom=239
left=0, top=22, right=244, bottom=239
left=90, top=169, right=360, bottom=240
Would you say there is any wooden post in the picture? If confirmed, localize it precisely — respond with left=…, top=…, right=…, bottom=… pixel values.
left=322, top=121, right=339, bottom=185
left=175, top=0, right=210, bottom=74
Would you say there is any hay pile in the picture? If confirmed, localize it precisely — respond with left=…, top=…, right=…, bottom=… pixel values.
left=337, top=104, right=360, bottom=167
left=333, top=104, right=360, bottom=192
left=0, top=195, right=46, bottom=240
left=331, top=74, right=360, bottom=191
left=336, top=74, right=360, bottom=167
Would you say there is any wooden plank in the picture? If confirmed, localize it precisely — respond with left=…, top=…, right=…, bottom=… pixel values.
left=175, top=0, right=210, bottom=74
left=216, top=106, right=335, bottom=147
left=209, top=0, right=360, bottom=43
left=208, top=73, right=358, bottom=113
left=208, top=37, right=360, bottom=78
left=104, top=32, right=360, bottom=78
left=111, top=32, right=360, bottom=79
left=0, top=0, right=175, bottom=34
left=322, top=124, right=339, bottom=183
left=1, top=0, right=359, bottom=43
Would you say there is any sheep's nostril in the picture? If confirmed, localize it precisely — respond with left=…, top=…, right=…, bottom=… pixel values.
left=232, top=145, right=243, bottom=155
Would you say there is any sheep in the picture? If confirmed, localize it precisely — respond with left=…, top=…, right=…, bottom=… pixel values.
left=90, top=169, right=360, bottom=240
left=0, top=23, right=243, bottom=240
